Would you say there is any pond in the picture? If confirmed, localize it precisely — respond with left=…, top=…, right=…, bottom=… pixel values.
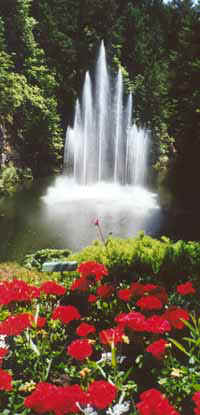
left=0, top=174, right=200, bottom=263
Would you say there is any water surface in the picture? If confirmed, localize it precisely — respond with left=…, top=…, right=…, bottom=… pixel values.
left=0, top=175, right=200, bottom=263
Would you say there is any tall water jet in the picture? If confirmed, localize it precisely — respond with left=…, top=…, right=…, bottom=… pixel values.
left=95, top=42, right=110, bottom=182
left=114, top=69, right=123, bottom=183
left=64, top=40, right=149, bottom=187
left=125, top=93, right=133, bottom=184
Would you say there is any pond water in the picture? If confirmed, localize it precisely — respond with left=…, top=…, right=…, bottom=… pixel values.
left=0, top=175, right=200, bottom=263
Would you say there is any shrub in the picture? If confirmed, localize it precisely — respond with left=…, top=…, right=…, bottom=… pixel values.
left=23, top=248, right=71, bottom=271
left=66, top=234, right=200, bottom=285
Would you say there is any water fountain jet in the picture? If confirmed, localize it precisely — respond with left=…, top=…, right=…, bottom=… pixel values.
left=64, top=41, right=149, bottom=187
left=43, top=42, right=160, bottom=251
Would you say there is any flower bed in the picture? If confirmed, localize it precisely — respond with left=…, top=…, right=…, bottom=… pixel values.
left=0, top=259, right=200, bottom=414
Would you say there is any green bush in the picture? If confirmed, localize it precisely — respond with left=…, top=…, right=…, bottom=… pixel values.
left=23, top=248, right=72, bottom=271
left=65, top=233, right=200, bottom=285
left=0, top=163, right=33, bottom=196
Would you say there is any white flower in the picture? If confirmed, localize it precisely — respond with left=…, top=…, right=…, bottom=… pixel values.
left=76, top=403, right=98, bottom=415
left=0, top=335, right=7, bottom=348
left=97, top=352, right=126, bottom=364
left=106, top=392, right=130, bottom=415
left=106, top=401, right=130, bottom=415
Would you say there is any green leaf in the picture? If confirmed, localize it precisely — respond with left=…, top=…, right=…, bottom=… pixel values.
left=193, top=384, right=200, bottom=391
left=169, top=338, right=190, bottom=356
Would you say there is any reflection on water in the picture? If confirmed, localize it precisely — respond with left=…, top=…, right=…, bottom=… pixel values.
left=0, top=175, right=200, bottom=263
left=41, top=177, right=160, bottom=251
left=0, top=176, right=161, bottom=262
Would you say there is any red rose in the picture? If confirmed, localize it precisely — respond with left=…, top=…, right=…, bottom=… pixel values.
left=116, top=311, right=146, bottom=332
left=136, top=295, right=163, bottom=311
left=97, top=284, right=114, bottom=298
left=136, top=388, right=180, bottom=415
left=130, top=282, right=145, bottom=297
left=67, top=339, right=93, bottom=360
left=76, top=322, right=96, bottom=336
left=51, top=305, right=80, bottom=324
left=88, top=294, right=97, bottom=303
left=77, top=261, right=108, bottom=281
left=40, top=281, right=66, bottom=296
left=0, top=280, right=40, bottom=305
left=88, top=380, right=117, bottom=409
left=152, top=287, right=168, bottom=305
left=0, top=348, right=9, bottom=364
left=0, top=368, right=12, bottom=391
left=117, top=288, right=132, bottom=301
left=24, top=382, right=88, bottom=414
left=99, top=326, right=124, bottom=345
left=70, top=276, right=89, bottom=291
left=176, top=281, right=196, bottom=295
left=146, top=338, right=168, bottom=360
left=145, top=315, right=171, bottom=334
left=9, top=279, right=40, bottom=302
left=193, top=391, right=200, bottom=414
left=24, top=382, right=62, bottom=413
left=163, top=307, right=189, bottom=329
left=143, top=284, right=158, bottom=292
left=0, top=313, right=31, bottom=336
left=29, top=314, right=47, bottom=329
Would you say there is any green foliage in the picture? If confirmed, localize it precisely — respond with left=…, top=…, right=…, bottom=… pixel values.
left=159, top=314, right=200, bottom=409
left=0, top=163, right=33, bottom=196
left=23, top=248, right=72, bottom=271
left=170, top=314, right=200, bottom=364
left=66, top=234, right=200, bottom=284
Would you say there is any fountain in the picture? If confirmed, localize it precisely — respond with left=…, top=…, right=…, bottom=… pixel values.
left=64, top=41, right=149, bottom=186
left=42, top=41, right=160, bottom=251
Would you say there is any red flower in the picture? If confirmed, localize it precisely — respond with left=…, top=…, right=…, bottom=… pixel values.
left=70, top=276, right=89, bottom=291
left=145, top=315, right=171, bottom=334
left=117, top=288, right=132, bottom=301
left=24, top=382, right=88, bottom=414
left=87, top=380, right=117, bottom=409
left=0, top=348, right=9, bottom=365
left=176, top=281, right=196, bottom=295
left=9, top=279, right=40, bottom=302
left=51, top=305, right=80, bottom=324
left=130, top=282, right=145, bottom=297
left=67, top=339, right=93, bottom=360
left=152, top=287, right=168, bottom=305
left=24, top=382, right=61, bottom=414
left=97, top=284, right=114, bottom=298
left=193, top=391, right=200, bottom=406
left=88, top=294, right=97, bottom=303
left=117, top=311, right=146, bottom=332
left=40, top=281, right=66, bottom=296
left=163, top=307, right=189, bottom=329
left=114, top=312, right=127, bottom=324
left=77, top=261, right=108, bottom=281
left=99, top=326, right=124, bottom=345
left=29, top=315, right=46, bottom=329
left=143, top=284, right=158, bottom=293
left=146, top=338, right=168, bottom=360
left=136, top=388, right=180, bottom=415
left=0, top=279, right=40, bottom=305
left=136, top=295, right=163, bottom=311
left=0, top=313, right=31, bottom=336
left=0, top=368, right=12, bottom=391
left=76, top=322, right=96, bottom=337
left=193, top=392, right=200, bottom=415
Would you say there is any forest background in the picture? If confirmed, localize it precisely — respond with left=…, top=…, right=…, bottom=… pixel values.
left=0, top=0, right=199, bottom=209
